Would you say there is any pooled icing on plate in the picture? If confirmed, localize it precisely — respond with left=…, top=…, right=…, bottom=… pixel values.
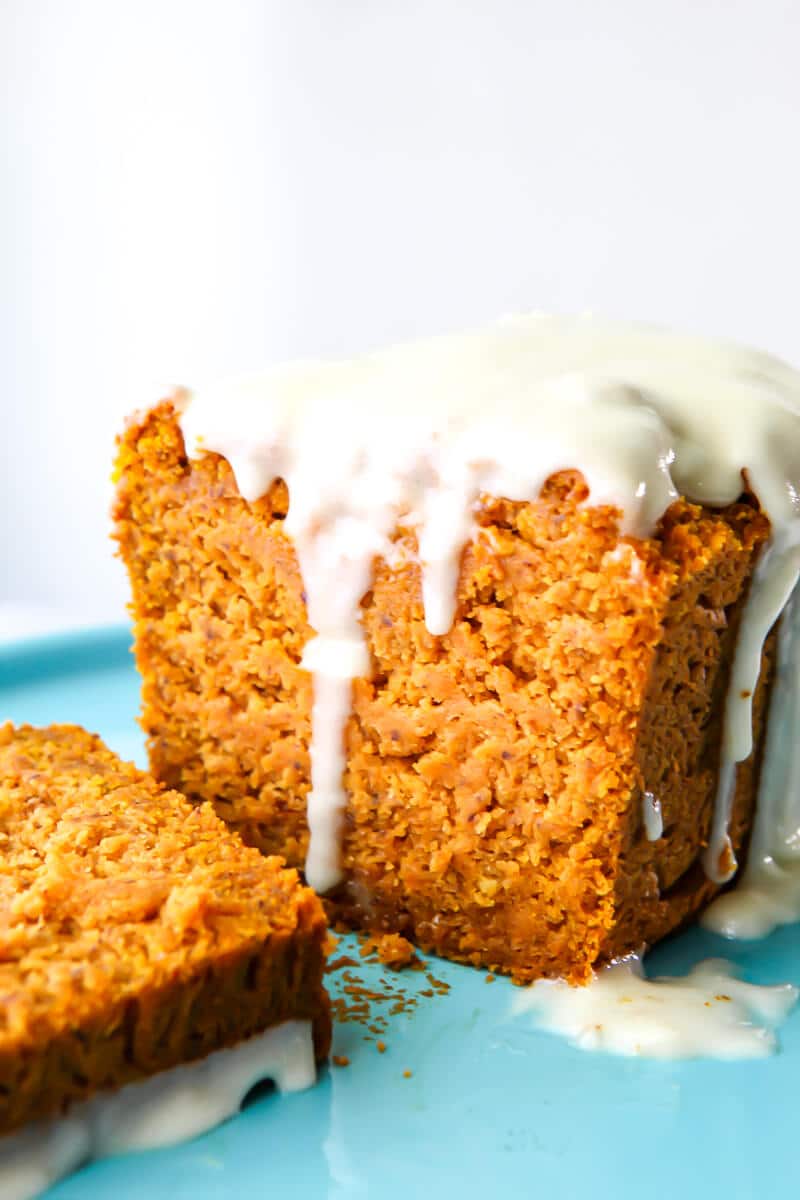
left=0, top=1020, right=315, bottom=1200
left=512, top=954, right=798, bottom=1059
left=180, top=314, right=800, bottom=900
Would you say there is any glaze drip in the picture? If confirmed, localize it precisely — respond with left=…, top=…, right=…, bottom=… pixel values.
left=703, top=582, right=800, bottom=937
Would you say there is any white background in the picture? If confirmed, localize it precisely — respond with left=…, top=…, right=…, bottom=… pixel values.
left=2, top=0, right=800, bottom=635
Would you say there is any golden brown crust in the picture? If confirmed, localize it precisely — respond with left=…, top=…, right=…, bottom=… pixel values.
left=114, top=402, right=774, bottom=984
left=0, top=723, right=330, bottom=1135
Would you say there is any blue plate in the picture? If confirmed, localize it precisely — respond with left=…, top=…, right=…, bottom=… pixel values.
left=1, top=628, right=798, bottom=1200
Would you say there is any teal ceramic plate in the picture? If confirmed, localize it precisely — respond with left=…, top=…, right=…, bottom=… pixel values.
left=1, top=628, right=798, bottom=1200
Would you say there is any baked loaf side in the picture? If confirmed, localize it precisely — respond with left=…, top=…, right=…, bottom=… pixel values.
left=114, top=403, right=773, bottom=983
left=0, top=723, right=331, bottom=1136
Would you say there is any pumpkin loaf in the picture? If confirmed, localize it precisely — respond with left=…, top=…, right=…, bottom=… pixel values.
left=114, top=399, right=777, bottom=985
left=0, top=723, right=331, bottom=1137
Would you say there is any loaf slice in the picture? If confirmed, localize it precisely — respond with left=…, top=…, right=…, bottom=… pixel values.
left=0, top=723, right=331, bottom=1137
left=114, top=402, right=776, bottom=984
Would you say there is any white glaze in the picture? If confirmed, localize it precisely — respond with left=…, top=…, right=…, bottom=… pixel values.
left=703, top=548, right=800, bottom=882
left=703, top=582, right=800, bottom=938
left=512, top=955, right=798, bottom=1059
left=642, top=791, right=663, bottom=841
left=0, top=1020, right=315, bottom=1200
left=179, top=315, right=800, bottom=894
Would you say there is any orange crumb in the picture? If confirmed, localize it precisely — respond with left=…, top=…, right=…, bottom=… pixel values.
left=359, top=933, right=419, bottom=970
left=325, top=955, right=360, bottom=974
left=332, top=1055, right=350, bottom=1068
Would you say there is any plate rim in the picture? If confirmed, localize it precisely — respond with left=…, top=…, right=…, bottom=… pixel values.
left=0, top=624, right=132, bottom=685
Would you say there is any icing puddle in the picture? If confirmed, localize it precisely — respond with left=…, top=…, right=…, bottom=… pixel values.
left=328, top=934, right=799, bottom=1066
left=512, top=955, right=798, bottom=1060
left=0, top=1020, right=315, bottom=1200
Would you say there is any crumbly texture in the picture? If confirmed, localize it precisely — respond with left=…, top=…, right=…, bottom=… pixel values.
left=114, top=401, right=775, bottom=984
left=358, top=933, right=418, bottom=969
left=0, top=723, right=331, bottom=1136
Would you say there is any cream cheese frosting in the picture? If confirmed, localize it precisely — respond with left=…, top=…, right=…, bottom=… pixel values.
left=0, top=1019, right=315, bottom=1200
left=179, top=314, right=800, bottom=896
